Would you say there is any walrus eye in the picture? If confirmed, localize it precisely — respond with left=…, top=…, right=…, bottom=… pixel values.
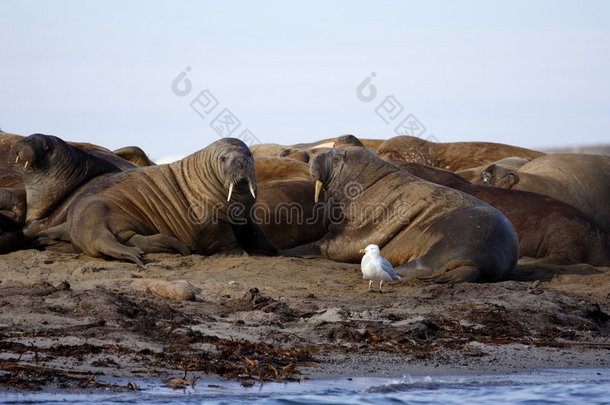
left=482, top=172, right=491, bottom=184
left=220, top=156, right=226, bottom=163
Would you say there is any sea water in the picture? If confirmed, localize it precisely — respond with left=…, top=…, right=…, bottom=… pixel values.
left=1, top=368, right=609, bottom=404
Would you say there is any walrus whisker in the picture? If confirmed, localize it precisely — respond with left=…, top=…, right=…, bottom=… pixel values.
left=314, top=180, right=323, bottom=203
left=227, top=183, right=234, bottom=202
left=248, top=180, right=256, bottom=199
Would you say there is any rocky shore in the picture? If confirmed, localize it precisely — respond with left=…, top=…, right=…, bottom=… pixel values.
left=0, top=250, right=608, bottom=391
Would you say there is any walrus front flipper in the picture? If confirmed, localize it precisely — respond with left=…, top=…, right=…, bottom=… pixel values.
left=236, top=219, right=278, bottom=256
left=128, top=234, right=190, bottom=256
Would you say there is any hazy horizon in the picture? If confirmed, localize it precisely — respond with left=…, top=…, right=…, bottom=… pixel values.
left=2, top=0, right=609, bottom=160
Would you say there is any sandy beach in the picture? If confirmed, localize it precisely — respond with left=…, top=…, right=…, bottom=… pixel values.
left=0, top=249, right=608, bottom=391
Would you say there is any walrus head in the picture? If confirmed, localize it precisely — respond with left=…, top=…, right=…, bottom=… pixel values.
left=478, top=164, right=520, bottom=189
left=214, top=138, right=257, bottom=202
left=10, top=133, right=58, bottom=172
left=332, top=134, right=365, bottom=149
left=310, top=148, right=390, bottom=203
left=11, top=134, right=121, bottom=223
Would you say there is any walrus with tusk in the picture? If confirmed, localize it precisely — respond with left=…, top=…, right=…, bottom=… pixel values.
left=42, top=138, right=277, bottom=265
left=286, top=148, right=519, bottom=283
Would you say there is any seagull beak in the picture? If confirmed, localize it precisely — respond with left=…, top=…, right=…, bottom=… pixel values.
left=359, top=249, right=366, bottom=254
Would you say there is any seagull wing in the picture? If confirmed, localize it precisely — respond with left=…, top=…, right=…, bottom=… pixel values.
left=380, top=257, right=401, bottom=280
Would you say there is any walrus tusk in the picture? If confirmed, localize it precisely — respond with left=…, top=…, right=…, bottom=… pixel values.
left=248, top=180, right=256, bottom=199
left=227, top=183, right=234, bottom=202
left=15, top=155, right=20, bottom=164
left=314, top=180, right=323, bottom=203
left=24, top=161, right=29, bottom=170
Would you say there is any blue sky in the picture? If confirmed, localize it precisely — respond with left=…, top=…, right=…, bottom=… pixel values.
left=2, top=0, right=609, bottom=160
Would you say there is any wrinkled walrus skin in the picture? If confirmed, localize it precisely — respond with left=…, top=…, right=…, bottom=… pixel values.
left=284, top=148, right=519, bottom=283
left=376, top=135, right=544, bottom=172
left=388, top=161, right=610, bottom=267
left=478, top=153, right=610, bottom=233
left=47, top=138, right=277, bottom=265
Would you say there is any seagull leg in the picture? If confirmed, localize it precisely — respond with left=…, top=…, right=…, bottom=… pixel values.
left=368, top=280, right=373, bottom=292
left=379, top=280, right=384, bottom=293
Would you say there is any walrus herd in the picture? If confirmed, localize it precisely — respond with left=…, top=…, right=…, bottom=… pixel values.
left=1, top=130, right=609, bottom=283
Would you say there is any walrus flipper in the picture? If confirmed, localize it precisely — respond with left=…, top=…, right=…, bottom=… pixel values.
left=127, top=234, right=190, bottom=256
left=34, top=222, right=77, bottom=253
left=280, top=240, right=323, bottom=258
left=235, top=219, right=278, bottom=256
left=77, top=226, right=145, bottom=266
left=420, top=266, right=482, bottom=284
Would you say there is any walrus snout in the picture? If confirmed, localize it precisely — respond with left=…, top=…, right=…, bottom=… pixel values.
left=222, top=154, right=257, bottom=202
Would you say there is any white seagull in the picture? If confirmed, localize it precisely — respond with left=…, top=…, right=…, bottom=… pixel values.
left=359, top=244, right=401, bottom=292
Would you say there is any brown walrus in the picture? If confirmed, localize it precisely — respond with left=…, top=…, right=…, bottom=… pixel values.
left=0, top=168, right=26, bottom=253
left=478, top=153, right=610, bottom=232
left=254, top=157, right=326, bottom=249
left=284, top=148, right=519, bottom=283
left=2, top=132, right=137, bottom=171
left=376, top=135, right=544, bottom=172
left=387, top=161, right=610, bottom=266
left=113, top=146, right=156, bottom=167
left=10, top=134, right=123, bottom=240
left=0, top=168, right=26, bottom=226
left=291, top=136, right=385, bottom=150
left=44, top=138, right=277, bottom=265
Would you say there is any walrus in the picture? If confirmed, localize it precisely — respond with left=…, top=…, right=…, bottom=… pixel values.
left=0, top=168, right=26, bottom=225
left=291, top=136, right=385, bottom=150
left=278, top=148, right=311, bottom=163
left=386, top=161, right=610, bottom=266
left=10, top=134, right=123, bottom=239
left=478, top=153, right=610, bottom=232
left=44, top=138, right=277, bottom=264
left=376, top=136, right=544, bottom=172
left=113, top=146, right=156, bottom=167
left=284, top=148, right=519, bottom=283
left=250, top=143, right=289, bottom=158
left=0, top=168, right=26, bottom=253
left=455, top=157, right=532, bottom=183
left=2, top=132, right=137, bottom=171
left=254, top=157, right=327, bottom=249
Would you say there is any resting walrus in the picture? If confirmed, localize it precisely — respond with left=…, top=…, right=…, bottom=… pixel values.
left=376, top=135, right=544, bottom=172
left=45, top=138, right=277, bottom=264
left=387, top=161, right=610, bottom=266
left=10, top=134, right=122, bottom=240
left=284, top=148, right=519, bottom=283
left=478, top=153, right=610, bottom=232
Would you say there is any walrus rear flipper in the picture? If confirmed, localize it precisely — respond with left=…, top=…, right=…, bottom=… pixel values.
left=128, top=234, right=190, bottom=256
left=77, top=226, right=145, bottom=266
